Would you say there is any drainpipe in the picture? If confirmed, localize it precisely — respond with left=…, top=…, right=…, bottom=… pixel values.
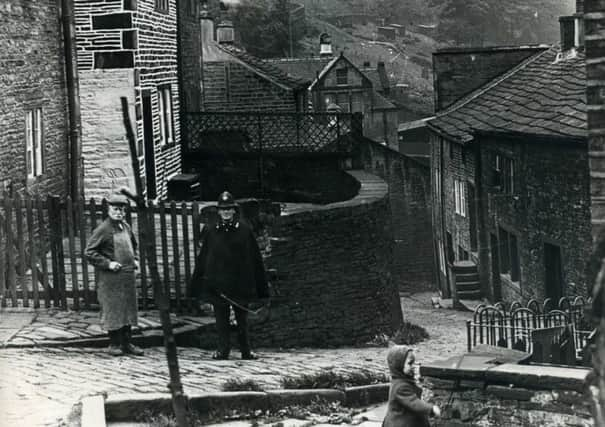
left=60, top=0, right=83, bottom=200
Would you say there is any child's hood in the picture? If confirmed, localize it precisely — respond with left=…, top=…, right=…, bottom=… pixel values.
left=386, top=344, right=412, bottom=378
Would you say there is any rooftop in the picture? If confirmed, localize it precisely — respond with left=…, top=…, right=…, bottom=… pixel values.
left=429, top=47, right=586, bottom=143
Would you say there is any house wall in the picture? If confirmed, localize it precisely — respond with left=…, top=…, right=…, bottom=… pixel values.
left=202, top=61, right=298, bottom=112
left=178, top=0, right=201, bottom=113
left=479, top=137, right=592, bottom=303
left=75, top=0, right=181, bottom=199
left=359, top=140, right=435, bottom=291
left=430, top=133, right=478, bottom=296
left=0, top=0, right=69, bottom=196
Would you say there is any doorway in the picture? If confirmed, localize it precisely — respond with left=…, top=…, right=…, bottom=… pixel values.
left=142, top=90, right=156, bottom=199
left=544, top=243, right=563, bottom=302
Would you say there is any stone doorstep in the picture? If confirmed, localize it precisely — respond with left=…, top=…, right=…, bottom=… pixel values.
left=2, top=323, right=202, bottom=349
left=96, top=384, right=390, bottom=424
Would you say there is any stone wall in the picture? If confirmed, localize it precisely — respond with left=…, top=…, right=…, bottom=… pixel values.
left=358, top=139, right=435, bottom=292
left=421, top=358, right=593, bottom=426
left=250, top=170, right=403, bottom=347
left=0, top=0, right=69, bottom=196
left=433, top=46, right=546, bottom=111
left=80, top=70, right=137, bottom=200
left=478, top=137, right=592, bottom=303
left=203, top=62, right=298, bottom=112
left=177, top=0, right=201, bottom=113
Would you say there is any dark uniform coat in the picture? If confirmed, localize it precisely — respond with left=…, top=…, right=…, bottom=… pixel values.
left=191, top=220, right=269, bottom=303
left=383, top=345, right=434, bottom=427
left=85, top=218, right=138, bottom=331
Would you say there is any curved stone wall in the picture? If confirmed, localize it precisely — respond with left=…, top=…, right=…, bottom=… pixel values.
left=250, top=170, right=403, bottom=348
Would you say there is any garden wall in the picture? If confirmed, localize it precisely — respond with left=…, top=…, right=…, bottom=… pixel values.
left=249, top=170, right=403, bottom=347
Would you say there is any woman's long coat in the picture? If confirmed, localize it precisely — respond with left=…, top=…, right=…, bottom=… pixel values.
left=191, top=220, right=269, bottom=303
left=85, top=218, right=139, bottom=331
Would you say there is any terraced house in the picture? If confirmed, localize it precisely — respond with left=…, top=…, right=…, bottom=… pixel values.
left=74, top=0, right=187, bottom=200
left=429, top=4, right=590, bottom=304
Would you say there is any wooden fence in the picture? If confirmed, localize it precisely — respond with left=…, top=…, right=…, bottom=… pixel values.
left=0, top=195, right=211, bottom=311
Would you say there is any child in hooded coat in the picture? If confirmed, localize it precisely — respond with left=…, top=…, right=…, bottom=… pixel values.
left=382, top=345, right=441, bottom=427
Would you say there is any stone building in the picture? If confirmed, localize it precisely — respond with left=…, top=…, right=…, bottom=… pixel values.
left=429, top=13, right=589, bottom=303
left=74, top=0, right=185, bottom=200
left=270, top=52, right=400, bottom=149
left=0, top=1, right=71, bottom=197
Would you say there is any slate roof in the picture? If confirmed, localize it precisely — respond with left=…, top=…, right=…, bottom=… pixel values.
left=429, top=47, right=586, bottom=144
left=267, top=57, right=332, bottom=82
left=217, top=44, right=311, bottom=90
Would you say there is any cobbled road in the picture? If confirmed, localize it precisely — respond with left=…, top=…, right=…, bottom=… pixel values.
left=0, top=293, right=472, bottom=426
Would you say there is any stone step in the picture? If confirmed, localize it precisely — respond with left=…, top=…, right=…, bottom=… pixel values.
left=457, top=290, right=482, bottom=300
left=457, top=281, right=480, bottom=292
left=455, top=272, right=479, bottom=282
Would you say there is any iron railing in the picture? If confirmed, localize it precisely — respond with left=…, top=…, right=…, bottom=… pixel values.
left=182, top=111, right=363, bottom=154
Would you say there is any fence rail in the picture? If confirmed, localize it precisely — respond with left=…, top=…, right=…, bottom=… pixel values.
left=0, top=195, right=210, bottom=311
left=183, top=111, right=362, bottom=154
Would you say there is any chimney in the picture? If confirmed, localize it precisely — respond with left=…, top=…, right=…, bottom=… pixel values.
left=376, top=61, right=389, bottom=94
left=577, top=0, right=584, bottom=14
left=216, top=20, right=235, bottom=44
left=363, top=61, right=371, bottom=68
left=560, top=14, right=584, bottom=51
left=200, top=6, right=215, bottom=49
left=319, top=33, right=333, bottom=57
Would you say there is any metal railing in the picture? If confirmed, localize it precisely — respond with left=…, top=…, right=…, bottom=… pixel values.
left=182, top=111, right=363, bottom=154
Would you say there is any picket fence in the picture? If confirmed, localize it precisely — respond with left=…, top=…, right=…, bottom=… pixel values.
left=0, top=195, right=210, bottom=311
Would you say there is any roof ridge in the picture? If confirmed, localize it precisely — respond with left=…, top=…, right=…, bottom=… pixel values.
left=435, top=47, right=553, bottom=118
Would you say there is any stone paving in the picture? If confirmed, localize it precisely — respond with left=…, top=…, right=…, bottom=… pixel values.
left=0, top=292, right=473, bottom=427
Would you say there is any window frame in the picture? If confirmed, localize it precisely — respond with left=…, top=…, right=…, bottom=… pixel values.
left=335, top=67, right=348, bottom=85
left=25, top=108, right=44, bottom=179
left=498, top=226, right=520, bottom=283
left=157, top=85, right=174, bottom=147
left=154, top=0, right=169, bottom=14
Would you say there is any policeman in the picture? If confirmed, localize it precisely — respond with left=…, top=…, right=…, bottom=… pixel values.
left=191, top=191, right=269, bottom=360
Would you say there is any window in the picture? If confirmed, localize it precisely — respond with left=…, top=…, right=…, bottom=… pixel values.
left=336, top=93, right=350, bottom=112
left=155, top=0, right=169, bottom=13
left=454, top=178, right=466, bottom=217
left=498, top=227, right=520, bottom=282
left=493, top=153, right=515, bottom=194
left=336, top=68, right=348, bottom=85
left=158, top=85, right=174, bottom=146
left=25, top=108, right=43, bottom=178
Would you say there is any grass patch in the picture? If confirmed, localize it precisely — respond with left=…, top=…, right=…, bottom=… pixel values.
left=281, top=368, right=388, bottom=390
left=367, top=321, right=430, bottom=347
left=221, top=378, right=265, bottom=392
left=391, top=321, right=430, bottom=345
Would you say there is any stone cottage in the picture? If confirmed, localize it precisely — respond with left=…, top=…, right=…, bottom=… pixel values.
left=429, top=6, right=590, bottom=303
left=0, top=1, right=71, bottom=197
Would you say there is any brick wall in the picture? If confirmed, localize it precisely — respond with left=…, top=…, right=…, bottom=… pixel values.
left=433, top=47, right=546, bottom=111
left=251, top=175, right=403, bottom=347
left=358, top=139, right=436, bottom=291
left=479, top=137, right=592, bottom=302
left=75, top=0, right=181, bottom=199
left=0, top=0, right=69, bottom=196
left=203, top=62, right=298, bottom=112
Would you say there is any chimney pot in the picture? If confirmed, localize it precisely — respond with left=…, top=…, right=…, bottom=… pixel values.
left=363, top=61, right=371, bottom=68
left=319, top=32, right=333, bottom=57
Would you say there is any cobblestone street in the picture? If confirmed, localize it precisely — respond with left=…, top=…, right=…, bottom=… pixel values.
left=0, top=293, right=472, bottom=426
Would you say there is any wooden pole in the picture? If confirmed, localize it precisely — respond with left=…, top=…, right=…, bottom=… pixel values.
left=586, top=0, right=605, bottom=423
left=120, top=97, right=189, bottom=426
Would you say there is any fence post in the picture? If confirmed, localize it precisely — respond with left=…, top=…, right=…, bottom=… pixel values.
left=466, top=320, right=472, bottom=353
left=49, top=195, right=66, bottom=308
